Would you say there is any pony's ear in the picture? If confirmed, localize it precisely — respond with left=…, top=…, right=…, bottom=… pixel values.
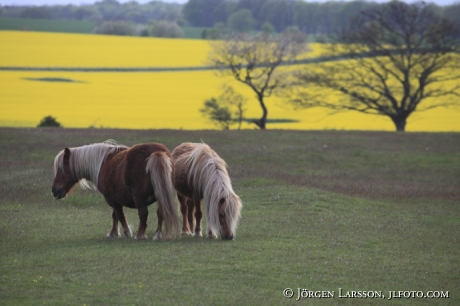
left=64, top=147, right=71, bottom=159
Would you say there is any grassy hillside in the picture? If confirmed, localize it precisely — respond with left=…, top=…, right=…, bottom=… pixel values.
left=1, top=128, right=459, bottom=305
left=0, top=17, right=95, bottom=34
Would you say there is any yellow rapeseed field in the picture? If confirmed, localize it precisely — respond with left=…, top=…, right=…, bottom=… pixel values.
left=0, top=31, right=458, bottom=131
left=1, top=31, right=209, bottom=67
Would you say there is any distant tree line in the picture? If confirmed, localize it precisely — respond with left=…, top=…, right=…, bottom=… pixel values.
left=0, top=0, right=183, bottom=24
left=183, top=0, right=460, bottom=35
left=1, top=0, right=459, bottom=37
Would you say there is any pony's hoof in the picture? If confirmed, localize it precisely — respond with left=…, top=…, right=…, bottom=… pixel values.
left=207, top=233, right=217, bottom=239
left=182, top=230, right=192, bottom=235
left=106, top=233, right=119, bottom=238
left=192, top=231, right=202, bottom=238
left=134, top=235, right=147, bottom=240
left=153, top=232, right=162, bottom=241
left=124, top=226, right=133, bottom=238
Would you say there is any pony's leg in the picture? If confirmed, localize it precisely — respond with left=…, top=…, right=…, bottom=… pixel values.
left=207, top=230, right=217, bottom=239
left=179, top=195, right=192, bottom=235
left=135, top=204, right=149, bottom=240
left=152, top=208, right=163, bottom=241
left=187, top=198, right=195, bottom=234
left=125, top=186, right=151, bottom=239
left=114, top=205, right=132, bottom=238
left=192, top=197, right=203, bottom=237
left=107, top=209, right=120, bottom=238
left=106, top=199, right=132, bottom=238
left=108, top=208, right=131, bottom=238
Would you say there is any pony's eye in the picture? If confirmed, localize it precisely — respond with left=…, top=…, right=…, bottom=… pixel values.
left=219, top=214, right=225, bottom=218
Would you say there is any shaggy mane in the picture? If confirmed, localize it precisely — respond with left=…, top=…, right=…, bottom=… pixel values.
left=53, top=140, right=127, bottom=190
left=180, top=143, right=242, bottom=236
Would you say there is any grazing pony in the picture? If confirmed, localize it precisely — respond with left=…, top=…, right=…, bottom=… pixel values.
left=172, top=142, right=242, bottom=240
left=51, top=140, right=181, bottom=240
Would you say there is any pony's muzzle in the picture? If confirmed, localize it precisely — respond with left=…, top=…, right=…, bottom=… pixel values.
left=221, top=234, right=234, bottom=241
left=51, top=187, right=66, bottom=199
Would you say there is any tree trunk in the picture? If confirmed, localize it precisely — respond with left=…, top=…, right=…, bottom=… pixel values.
left=252, top=95, right=268, bottom=129
left=391, top=115, right=407, bottom=132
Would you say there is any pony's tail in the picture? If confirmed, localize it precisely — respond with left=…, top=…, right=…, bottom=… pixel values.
left=146, top=151, right=181, bottom=239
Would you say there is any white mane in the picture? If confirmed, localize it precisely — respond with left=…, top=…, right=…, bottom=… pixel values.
left=54, top=140, right=127, bottom=190
left=182, top=143, right=242, bottom=236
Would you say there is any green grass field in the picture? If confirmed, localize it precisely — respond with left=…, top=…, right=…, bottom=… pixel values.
left=0, top=17, right=96, bottom=34
left=1, top=128, right=459, bottom=305
left=182, top=26, right=205, bottom=39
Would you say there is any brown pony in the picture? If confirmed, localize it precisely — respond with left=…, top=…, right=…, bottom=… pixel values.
left=172, top=142, right=242, bottom=240
left=51, top=140, right=181, bottom=240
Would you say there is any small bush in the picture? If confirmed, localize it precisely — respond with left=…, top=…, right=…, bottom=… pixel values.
left=315, top=34, right=328, bottom=43
left=37, top=116, right=62, bottom=128
left=200, top=98, right=232, bottom=130
left=200, top=86, right=247, bottom=130
left=93, top=21, right=135, bottom=36
left=202, top=22, right=226, bottom=40
left=202, top=28, right=220, bottom=40
left=150, top=21, right=183, bottom=38
left=261, top=22, right=275, bottom=34
left=283, top=26, right=308, bottom=43
left=139, top=29, right=149, bottom=37
left=176, top=19, right=186, bottom=27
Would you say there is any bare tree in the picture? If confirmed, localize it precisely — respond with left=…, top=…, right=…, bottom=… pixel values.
left=289, top=1, right=460, bottom=131
left=208, top=33, right=308, bottom=129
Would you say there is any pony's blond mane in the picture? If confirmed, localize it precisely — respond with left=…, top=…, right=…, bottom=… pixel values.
left=181, top=143, right=242, bottom=236
left=54, top=140, right=127, bottom=190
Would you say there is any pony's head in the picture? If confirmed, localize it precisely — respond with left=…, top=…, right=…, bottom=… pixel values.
left=216, top=193, right=242, bottom=240
left=51, top=141, right=125, bottom=200
left=206, top=179, right=242, bottom=240
left=52, top=147, right=77, bottom=199
left=179, top=141, right=243, bottom=240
